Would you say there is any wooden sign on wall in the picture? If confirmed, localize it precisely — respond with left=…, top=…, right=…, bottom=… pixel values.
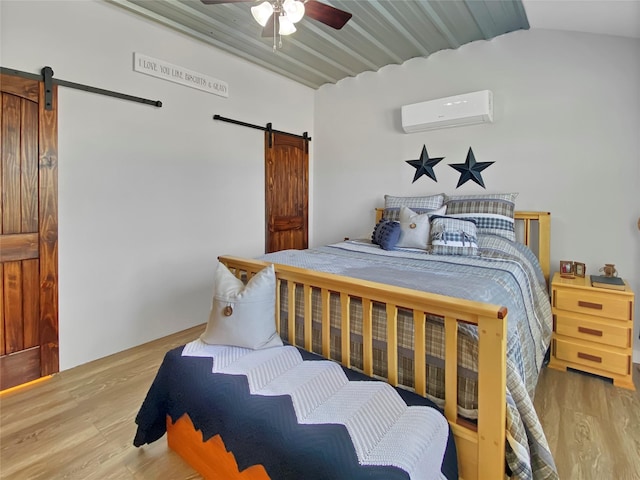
left=133, top=52, right=228, bottom=98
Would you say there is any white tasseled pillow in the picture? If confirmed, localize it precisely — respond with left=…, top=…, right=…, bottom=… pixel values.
left=396, top=205, right=446, bottom=249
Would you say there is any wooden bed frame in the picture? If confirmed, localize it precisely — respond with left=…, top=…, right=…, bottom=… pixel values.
left=166, top=211, right=551, bottom=480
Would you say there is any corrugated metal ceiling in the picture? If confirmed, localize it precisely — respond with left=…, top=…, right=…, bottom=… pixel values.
left=106, top=0, right=530, bottom=89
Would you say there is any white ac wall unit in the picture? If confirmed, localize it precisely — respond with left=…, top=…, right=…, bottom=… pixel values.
left=401, top=90, right=493, bottom=133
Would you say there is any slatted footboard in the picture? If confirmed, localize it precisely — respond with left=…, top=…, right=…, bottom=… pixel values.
left=216, top=256, right=507, bottom=480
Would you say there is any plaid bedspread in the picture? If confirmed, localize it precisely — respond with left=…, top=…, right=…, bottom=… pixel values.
left=259, top=235, right=558, bottom=480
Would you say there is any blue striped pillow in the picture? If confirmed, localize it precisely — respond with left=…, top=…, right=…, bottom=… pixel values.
left=444, top=193, right=517, bottom=241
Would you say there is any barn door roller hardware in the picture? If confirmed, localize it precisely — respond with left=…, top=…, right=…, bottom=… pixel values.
left=213, top=114, right=310, bottom=149
left=1, top=66, right=163, bottom=110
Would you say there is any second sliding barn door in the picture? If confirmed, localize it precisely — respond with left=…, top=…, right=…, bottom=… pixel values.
left=264, top=131, right=308, bottom=253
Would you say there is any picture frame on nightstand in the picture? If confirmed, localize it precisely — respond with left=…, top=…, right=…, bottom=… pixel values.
left=574, top=262, right=585, bottom=277
left=560, top=260, right=574, bottom=276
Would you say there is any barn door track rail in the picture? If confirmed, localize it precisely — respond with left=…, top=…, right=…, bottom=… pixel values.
left=213, top=114, right=311, bottom=148
left=1, top=66, right=162, bottom=110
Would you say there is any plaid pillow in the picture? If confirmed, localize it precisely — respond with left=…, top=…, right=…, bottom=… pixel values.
left=430, top=215, right=479, bottom=256
left=382, top=193, right=445, bottom=221
left=444, top=193, right=517, bottom=241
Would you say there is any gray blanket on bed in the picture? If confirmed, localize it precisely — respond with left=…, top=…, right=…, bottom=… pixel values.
left=259, top=234, right=558, bottom=480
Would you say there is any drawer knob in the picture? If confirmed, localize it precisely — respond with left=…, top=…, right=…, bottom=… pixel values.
left=578, top=300, right=603, bottom=310
left=578, top=326, right=603, bottom=337
left=577, top=352, right=602, bottom=363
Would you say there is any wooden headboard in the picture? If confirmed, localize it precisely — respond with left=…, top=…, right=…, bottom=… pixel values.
left=374, top=208, right=551, bottom=285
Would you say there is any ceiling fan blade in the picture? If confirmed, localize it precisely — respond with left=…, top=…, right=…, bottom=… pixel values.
left=303, top=0, right=352, bottom=30
left=200, top=0, right=252, bottom=4
left=261, top=14, right=276, bottom=37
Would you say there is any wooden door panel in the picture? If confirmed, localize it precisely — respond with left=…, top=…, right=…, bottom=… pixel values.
left=0, top=93, right=39, bottom=234
left=269, top=232, right=303, bottom=254
left=0, top=346, right=40, bottom=390
left=20, top=99, right=39, bottom=232
left=0, top=232, right=39, bottom=262
left=3, top=261, right=23, bottom=353
left=2, top=93, right=22, bottom=234
left=0, top=91, right=2, bottom=228
left=0, top=263, right=4, bottom=356
left=265, top=132, right=308, bottom=253
left=0, top=75, right=39, bottom=102
left=0, top=73, right=58, bottom=389
left=37, top=80, right=59, bottom=378
left=269, top=216, right=304, bottom=232
left=22, top=259, right=40, bottom=348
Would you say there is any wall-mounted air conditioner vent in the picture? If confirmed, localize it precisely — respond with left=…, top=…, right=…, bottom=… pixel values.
left=401, top=90, right=493, bottom=133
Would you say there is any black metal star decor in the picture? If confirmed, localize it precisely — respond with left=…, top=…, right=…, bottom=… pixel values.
left=406, top=145, right=444, bottom=183
left=449, top=147, right=494, bottom=188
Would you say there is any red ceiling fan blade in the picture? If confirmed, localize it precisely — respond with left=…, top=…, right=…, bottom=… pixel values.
left=303, top=0, right=352, bottom=30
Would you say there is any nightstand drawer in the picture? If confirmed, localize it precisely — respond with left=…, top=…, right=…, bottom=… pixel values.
left=554, top=315, right=630, bottom=348
left=555, top=289, right=631, bottom=321
left=554, top=338, right=630, bottom=376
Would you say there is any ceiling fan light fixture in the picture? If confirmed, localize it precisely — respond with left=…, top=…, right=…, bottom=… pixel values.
left=283, top=0, right=305, bottom=23
left=251, top=1, right=273, bottom=27
left=278, top=15, right=296, bottom=35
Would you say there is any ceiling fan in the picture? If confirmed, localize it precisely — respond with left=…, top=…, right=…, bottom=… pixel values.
left=201, top=0, right=352, bottom=47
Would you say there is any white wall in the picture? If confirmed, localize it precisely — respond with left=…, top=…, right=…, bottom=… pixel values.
left=313, top=29, right=640, bottom=362
left=1, top=0, right=314, bottom=370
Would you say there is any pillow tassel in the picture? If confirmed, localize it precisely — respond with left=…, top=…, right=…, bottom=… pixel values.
left=431, top=230, right=446, bottom=244
left=460, top=231, right=473, bottom=247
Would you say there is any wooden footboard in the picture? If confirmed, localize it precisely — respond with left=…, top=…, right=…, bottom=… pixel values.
left=216, top=256, right=507, bottom=480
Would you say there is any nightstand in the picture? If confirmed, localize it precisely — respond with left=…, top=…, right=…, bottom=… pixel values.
left=548, top=272, right=635, bottom=390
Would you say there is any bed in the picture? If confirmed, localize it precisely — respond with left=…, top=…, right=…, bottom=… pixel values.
left=134, top=193, right=557, bottom=480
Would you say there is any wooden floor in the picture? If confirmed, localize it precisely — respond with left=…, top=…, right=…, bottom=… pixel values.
left=533, top=362, right=640, bottom=480
left=0, top=326, right=205, bottom=480
left=1, top=326, right=639, bottom=480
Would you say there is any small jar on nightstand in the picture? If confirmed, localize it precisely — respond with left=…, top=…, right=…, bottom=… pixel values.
left=548, top=272, right=635, bottom=390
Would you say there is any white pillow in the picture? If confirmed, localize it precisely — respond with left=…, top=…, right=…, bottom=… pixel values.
left=397, top=205, right=446, bottom=249
left=200, top=262, right=283, bottom=350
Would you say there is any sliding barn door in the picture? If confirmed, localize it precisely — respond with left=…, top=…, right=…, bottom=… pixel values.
left=0, top=73, right=59, bottom=390
left=265, top=131, right=309, bottom=253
